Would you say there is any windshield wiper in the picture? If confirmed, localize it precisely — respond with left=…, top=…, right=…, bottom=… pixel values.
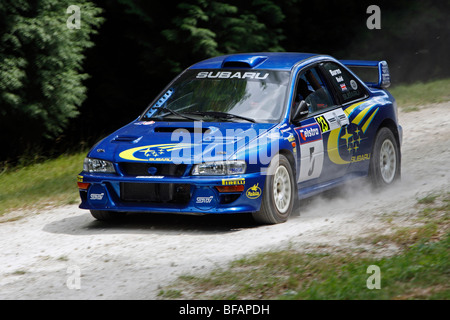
left=146, top=106, right=199, bottom=121
left=185, top=111, right=256, bottom=123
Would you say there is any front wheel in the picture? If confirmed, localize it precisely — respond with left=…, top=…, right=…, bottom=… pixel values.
left=252, top=154, right=296, bottom=224
left=369, top=127, right=401, bottom=188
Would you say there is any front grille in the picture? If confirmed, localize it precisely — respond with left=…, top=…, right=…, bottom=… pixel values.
left=120, top=163, right=187, bottom=177
left=120, top=182, right=191, bottom=204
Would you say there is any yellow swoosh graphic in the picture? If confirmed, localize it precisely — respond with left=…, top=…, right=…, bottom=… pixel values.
left=327, top=127, right=350, bottom=165
left=344, top=101, right=365, bottom=117
left=352, top=104, right=376, bottom=125
left=362, top=108, right=379, bottom=134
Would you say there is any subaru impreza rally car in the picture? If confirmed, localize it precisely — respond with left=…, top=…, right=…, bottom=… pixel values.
left=77, top=52, right=402, bottom=224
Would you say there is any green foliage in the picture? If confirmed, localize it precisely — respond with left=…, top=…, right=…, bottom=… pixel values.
left=156, top=0, right=286, bottom=73
left=1, top=0, right=450, bottom=162
left=0, top=0, right=103, bottom=160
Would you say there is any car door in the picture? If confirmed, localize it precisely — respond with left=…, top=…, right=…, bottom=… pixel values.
left=291, top=65, right=351, bottom=188
left=319, top=61, right=371, bottom=174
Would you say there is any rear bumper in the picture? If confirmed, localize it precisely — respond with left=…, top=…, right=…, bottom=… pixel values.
left=77, top=172, right=265, bottom=214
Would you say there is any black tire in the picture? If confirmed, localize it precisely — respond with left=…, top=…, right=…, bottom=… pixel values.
left=369, top=127, right=401, bottom=188
left=90, top=210, right=127, bottom=221
left=252, top=154, right=296, bottom=224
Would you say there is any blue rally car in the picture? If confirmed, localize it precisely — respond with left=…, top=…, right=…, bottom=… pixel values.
left=77, top=52, right=402, bottom=224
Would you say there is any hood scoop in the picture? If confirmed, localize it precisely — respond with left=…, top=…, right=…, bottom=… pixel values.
left=222, top=55, right=268, bottom=68
left=111, top=135, right=142, bottom=143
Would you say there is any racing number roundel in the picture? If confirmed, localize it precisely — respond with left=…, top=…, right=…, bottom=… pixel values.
left=295, top=123, right=324, bottom=182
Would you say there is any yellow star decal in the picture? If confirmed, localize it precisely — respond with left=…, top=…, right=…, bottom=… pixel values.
left=341, top=128, right=353, bottom=148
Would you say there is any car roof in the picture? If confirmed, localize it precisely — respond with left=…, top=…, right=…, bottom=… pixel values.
left=189, top=52, right=327, bottom=71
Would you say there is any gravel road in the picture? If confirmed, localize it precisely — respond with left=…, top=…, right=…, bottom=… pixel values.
left=0, top=102, right=449, bottom=299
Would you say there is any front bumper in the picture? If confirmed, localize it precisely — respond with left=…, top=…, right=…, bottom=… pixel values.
left=77, top=171, right=265, bottom=215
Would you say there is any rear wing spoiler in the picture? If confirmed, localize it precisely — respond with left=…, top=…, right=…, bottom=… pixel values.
left=339, top=60, right=391, bottom=89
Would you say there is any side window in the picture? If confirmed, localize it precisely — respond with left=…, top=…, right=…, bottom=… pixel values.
left=321, top=62, right=367, bottom=104
left=292, top=66, right=336, bottom=118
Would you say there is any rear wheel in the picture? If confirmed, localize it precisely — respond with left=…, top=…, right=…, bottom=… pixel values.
left=90, top=210, right=127, bottom=221
left=369, top=127, right=401, bottom=187
left=252, top=154, right=295, bottom=224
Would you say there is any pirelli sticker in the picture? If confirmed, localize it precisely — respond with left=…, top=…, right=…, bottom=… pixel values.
left=222, top=178, right=245, bottom=186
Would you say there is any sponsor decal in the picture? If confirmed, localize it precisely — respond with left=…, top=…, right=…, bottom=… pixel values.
left=90, top=193, right=104, bottom=201
left=351, top=153, right=371, bottom=162
left=196, top=196, right=214, bottom=204
left=246, top=183, right=261, bottom=199
left=119, top=143, right=192, bottom=162
left=295, top=123, right=322, bottom=145
left=340, top=83, right=348, bottom=91
left=298, top=139, right=324, bottom=183
left=329, top=68, right=342, bottom=76
left=343, top=91, right=360, bottom=100
left=315, top=115, right=330, bottom=133
left=315, top=109, right=349, bottom=134
left=284, top=133, right=295, bottom=142
left=152, top=89, right=174, bottom=109
left=222, top=178, right=245, bottom=186
left=350, top=79, right=358, bottom=90
left=196, top=71, right=269, bottom=80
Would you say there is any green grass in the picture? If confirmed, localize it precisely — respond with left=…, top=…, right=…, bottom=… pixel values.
left=389, top=78, right=450, bottom=109
left=0, top=152, right=85, bottom=217
left=159, top=236, right=449, bottom=300
left=159, top=193, right=450, bottom=300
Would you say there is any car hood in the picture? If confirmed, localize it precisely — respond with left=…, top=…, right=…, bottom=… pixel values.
left=91, top=120, right=277, bottom=164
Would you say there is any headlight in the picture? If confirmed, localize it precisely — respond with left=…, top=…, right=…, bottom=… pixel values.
left=83, top=158, right=116, bottom=173
left=191, top=160, right=246, bottom=176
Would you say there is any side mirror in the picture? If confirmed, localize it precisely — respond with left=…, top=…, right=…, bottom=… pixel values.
left=292, top=100, right=308, bottom=122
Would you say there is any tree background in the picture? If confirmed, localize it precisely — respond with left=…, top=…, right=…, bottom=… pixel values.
left=0, top=0, right=449, bottom=163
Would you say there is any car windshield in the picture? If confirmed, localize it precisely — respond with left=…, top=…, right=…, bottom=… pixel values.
left=142, top=69, right=290, bottom=123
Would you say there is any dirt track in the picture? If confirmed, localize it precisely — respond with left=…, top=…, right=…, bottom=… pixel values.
left=0, top=102, right=449, bottom=299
